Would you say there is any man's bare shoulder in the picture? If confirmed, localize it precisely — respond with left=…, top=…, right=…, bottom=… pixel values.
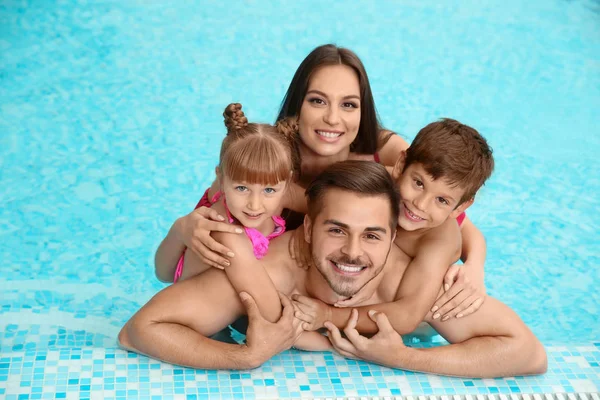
left=375, top=244, right=411, bottom=301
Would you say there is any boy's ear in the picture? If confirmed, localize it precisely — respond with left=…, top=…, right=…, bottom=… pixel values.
left=303, top=214, right=313, bottom=244
left=392, top=150, right=407, bottom=181
left=449, top=198, right=474, bottom=219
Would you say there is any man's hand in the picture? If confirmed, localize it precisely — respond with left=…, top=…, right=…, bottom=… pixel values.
left=431, top=264, right=486, bottom=321
left=288, top=228, right=312, bottom=270
left=176, top=206, right=243, bottom=269
left=324, top=309, right=406, bottom=366
left=291, top=294, right=332, bottom=331
left=240, top=291, right=304, bottom=368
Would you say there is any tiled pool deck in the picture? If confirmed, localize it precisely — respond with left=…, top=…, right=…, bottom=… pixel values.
left=1, top=321, right=599, bottom=399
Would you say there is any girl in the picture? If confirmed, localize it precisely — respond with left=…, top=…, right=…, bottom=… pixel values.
left=155, top=103, right=297, bottom=321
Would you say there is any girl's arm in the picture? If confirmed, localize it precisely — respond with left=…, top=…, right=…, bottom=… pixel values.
left=214, top=232, right=282, bottom=323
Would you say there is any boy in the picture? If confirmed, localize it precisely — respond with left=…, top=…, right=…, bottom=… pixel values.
left=293, top=118, right=494, bottom=335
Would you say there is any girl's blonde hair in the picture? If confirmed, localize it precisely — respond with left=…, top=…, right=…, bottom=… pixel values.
left=220, top=103, right=299, bottom=185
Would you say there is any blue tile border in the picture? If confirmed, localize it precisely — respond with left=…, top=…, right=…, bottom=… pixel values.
left=0, top=345, right=598, bottom=398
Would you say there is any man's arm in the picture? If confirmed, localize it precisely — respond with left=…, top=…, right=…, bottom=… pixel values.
left=326, top=296, right=547, bottom=378
left=118, top=269, right=293, bottom=369
left=405, top=296, right=548, bottom=376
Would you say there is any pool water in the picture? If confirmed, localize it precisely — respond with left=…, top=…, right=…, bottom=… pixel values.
left=1, top=0, right=599, bottom=398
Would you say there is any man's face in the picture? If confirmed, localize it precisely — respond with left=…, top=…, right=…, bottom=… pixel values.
left=304, top=189, right=394, bottom=298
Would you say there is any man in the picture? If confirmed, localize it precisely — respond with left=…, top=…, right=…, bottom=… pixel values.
left=118, top=161, right=546, bottom=377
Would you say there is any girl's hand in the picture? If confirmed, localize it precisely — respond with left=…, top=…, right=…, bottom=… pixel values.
left=176, top=206, right=243, bottom=269
left=430, top=264, right=486, bottom=321
left=288, top=228, right=312, bottom=270
left=291, top=294, right=332, bottom=331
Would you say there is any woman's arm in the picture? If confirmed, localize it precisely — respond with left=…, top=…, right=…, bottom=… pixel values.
left=154, top=218, right=187, bottom=282
left=154, top=207, right=244, bottom=282
left=376, top=130, right=410, bottom=166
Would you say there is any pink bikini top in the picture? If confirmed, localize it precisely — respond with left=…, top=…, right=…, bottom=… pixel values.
left=212, top=191, right=286, bottom=260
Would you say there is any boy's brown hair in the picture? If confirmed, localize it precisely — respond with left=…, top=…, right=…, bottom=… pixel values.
left=404, top=118, right=494, bottom=205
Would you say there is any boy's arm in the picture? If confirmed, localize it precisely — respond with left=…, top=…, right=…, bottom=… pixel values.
left=298, top=226, right=460, bottom=335
left=458, top=215, right=486, bottom=288
left=215, top=232, right=283, bottom=323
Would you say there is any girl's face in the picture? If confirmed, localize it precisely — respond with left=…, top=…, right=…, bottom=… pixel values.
left=221, top=175, right=288, bottom=230
left=298, top=64, right=361, bottom=158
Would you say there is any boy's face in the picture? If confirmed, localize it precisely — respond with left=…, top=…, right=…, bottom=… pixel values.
left=393, top=160, right=473, bottom=232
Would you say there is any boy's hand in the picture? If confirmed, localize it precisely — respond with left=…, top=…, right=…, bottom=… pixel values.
left=325, top=309, right=405, bottom=365
left=177, top=206, right=243, bottom=269
left=291, top=294, right=332, bottom=331
left=431, top=264, right=486, bottom=321
left=288, top=228, right=312, bottom=270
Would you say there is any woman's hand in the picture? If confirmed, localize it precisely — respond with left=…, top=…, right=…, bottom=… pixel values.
left=176, top=206, right=243, bottom=269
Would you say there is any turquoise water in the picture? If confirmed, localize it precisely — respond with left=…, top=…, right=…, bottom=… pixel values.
left=1, top=0, right=599, bottom=398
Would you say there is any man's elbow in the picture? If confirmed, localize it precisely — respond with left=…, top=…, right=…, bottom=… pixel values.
left=117, top=319, right=146, bottom=354
left=526, top=339, right=548, bottom=375
left=511, top=332, right=547, bottom=376
left=117, top=323, right=134, bottom=351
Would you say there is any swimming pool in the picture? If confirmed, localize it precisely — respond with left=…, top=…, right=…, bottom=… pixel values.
left=1, top=0, right=599, bottom=398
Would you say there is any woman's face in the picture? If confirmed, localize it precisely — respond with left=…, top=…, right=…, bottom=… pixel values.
left=298, top=64, right=361, bottom=157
